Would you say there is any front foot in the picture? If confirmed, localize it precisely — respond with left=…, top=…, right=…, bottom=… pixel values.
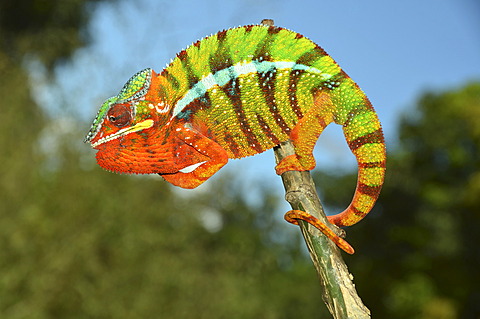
left=284, top=210, right=355, bottom=254
left=275, top=155, right=305, bottom=175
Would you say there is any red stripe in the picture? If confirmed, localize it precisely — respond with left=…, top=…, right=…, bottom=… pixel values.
left=256, top=114, right=281, bottom=145
left=222, top=81, right=263, bottom=154
left=288, top=70, right=304, bottom=119
left=358, top=183, right=383, bottom=197
left=358, top=160, right=386, bottom=169
left=348, top=128, right=385, bottom=151
left=257, top=69, right=291, bottom=135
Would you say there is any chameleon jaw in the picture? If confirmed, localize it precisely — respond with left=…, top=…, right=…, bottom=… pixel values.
left=91, top=119, right=154, bottom=148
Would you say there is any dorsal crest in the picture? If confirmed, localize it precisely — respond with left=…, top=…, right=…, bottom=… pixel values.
left=117, top=68, right=153, bottom=102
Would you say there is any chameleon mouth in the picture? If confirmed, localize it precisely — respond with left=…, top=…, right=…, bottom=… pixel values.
left=91, top=119, right=154, bottom=148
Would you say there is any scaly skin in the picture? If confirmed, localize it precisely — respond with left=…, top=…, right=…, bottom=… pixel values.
left=85, top=24, right=386, bottom=254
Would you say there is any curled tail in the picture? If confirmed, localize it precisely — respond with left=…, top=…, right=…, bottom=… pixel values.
left=279, top=85, right=385, bottom=254
left=328, top=80, right=386, bottom=227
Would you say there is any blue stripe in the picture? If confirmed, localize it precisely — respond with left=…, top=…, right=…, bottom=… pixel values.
left=171, top=61, right=324, bottom=118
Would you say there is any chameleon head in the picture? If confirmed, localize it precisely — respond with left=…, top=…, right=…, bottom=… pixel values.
left=84, top=68, right=170, bottom=174
left=84, top=68, right=156, bottom=147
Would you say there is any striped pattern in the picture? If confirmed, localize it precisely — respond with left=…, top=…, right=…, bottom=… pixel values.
left=87, top=24, right=386, bottom=231
left=171, top=60, right=328, bottom=118
left=159, top=25, right=385, bottom=226
left=162, top=25, right=344, bottom=158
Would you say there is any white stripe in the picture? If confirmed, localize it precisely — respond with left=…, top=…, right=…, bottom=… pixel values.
left=179, top=161, right=207, bottom=173
left=91, top=119, right=154, bottom=148
left=213, top=68, right=232, bottom=87
left=202, top=73, right=217, bottom=88
left=233, top=61, right=257, bottom=75
left=171, top=60, right=324, bottom=118
left=273, top=61, right=295, bottom=70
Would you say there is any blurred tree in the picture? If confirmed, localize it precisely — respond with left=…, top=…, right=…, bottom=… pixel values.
left=0, top=1, right=329, bottom=318
left=0, top=0, right=109, bottom=69
left=11, top=2, right=480, bottom=318
left=0, top=0, right=108, bottom=220
left=315, top=82, right=480, bottom=319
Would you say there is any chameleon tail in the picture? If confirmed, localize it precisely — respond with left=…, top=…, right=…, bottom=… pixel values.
left=276, top=88, right=385, bottom=252
left=277, top=92, right=358, bottom=254
left=328, top=86, right=386, bottom=227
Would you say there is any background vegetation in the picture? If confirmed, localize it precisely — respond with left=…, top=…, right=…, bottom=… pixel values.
left=1, top=1, right=478, bottom=318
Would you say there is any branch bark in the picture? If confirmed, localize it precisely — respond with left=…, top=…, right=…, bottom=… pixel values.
left=262, top=18, right=370, bottom=317
left=273, top=141, right=371, bottom=318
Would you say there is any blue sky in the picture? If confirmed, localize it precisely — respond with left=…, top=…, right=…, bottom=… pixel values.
left=36, top=0, right=480, bottom=192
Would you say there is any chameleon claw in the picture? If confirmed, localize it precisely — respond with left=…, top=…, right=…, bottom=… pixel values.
left=284, top=210, right=355, bottom=254
left=275, top=155, right=302, bottom=175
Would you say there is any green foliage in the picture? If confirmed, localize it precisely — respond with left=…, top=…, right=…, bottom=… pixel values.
left=4, top=1, right=479, bottom=318
left=0, top=77, right=327, bottom=316
left=1, top=158, right=325, bottom=318
left=315, top=82, right=480, bottom=318
left=0, top=0, right=108, bottom=68
left=0, top=2, right=329, bottom=318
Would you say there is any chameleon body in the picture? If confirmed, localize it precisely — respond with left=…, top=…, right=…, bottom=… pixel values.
left=85, top=25, right=386, bottom=254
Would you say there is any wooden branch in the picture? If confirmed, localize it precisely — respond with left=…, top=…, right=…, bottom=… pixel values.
left=273, top=141, right=370, bottom=318
left=262, top=18, right=369, bottom=318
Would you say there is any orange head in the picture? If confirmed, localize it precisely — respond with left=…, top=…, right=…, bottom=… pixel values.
left=84, top=68, right=177, bottom=174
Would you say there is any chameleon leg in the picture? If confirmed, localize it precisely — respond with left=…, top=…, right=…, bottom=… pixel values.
left=161, top=126, right=229, bottom=189
left=275, top=92, right=335, bottom=175
left=276, top=93, right=354, bottom=253
left=285, top=210, right=354, bottom=254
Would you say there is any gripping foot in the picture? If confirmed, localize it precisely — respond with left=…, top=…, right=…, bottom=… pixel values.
left=284, top=210, right=355, bottom=254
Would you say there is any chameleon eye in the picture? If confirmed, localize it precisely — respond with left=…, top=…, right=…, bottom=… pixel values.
left=107, top=104, right=132, bottom=128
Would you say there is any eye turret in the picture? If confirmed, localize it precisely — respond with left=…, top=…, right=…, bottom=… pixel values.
left=107, top=104, right=132, bottom=128
left=117, top=68, right=152, bottom=101
left=84, top=68, right=152, bottom=143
